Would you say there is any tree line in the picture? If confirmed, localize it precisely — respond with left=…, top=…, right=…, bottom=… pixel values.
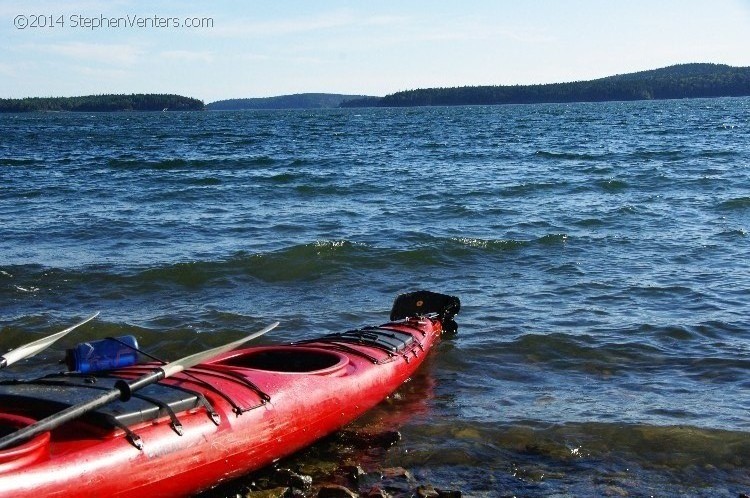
left=0, top=94, right=204, bottom=112
left=341, top=64, right=750, bottom=107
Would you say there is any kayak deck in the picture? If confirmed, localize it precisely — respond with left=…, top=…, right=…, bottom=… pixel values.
left=0, top=291, right=460, bottom=497
left=0, top=322, right=443, bottom=496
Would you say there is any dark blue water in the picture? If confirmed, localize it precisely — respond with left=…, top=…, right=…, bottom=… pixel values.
left=2, top=99, right=749, bottom=496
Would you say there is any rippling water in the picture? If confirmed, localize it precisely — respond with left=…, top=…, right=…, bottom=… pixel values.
left=2, top=99, right=750, bottom=496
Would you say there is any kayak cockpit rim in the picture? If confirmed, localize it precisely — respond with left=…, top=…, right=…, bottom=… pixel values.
left=214, top=346, right=349, bottom=375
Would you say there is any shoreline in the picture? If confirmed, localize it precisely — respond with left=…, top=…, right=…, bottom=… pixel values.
left=198, top=429, right=463, bottom=498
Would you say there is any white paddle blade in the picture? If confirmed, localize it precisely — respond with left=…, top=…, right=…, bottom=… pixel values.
left=160, top=321, right=279, bottom=378
left=1, top=312, right=100, bottom=368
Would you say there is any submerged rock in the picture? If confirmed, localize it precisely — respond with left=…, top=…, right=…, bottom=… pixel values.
left=416, top=484, right=462, bottom=498
left=296, top=459, right=341, bottom=480
left=435, top=490, right=462, bottom=498
left=379, top=467, right=416, bottom=494
left=362, top=488, right=391, bottom=498
left=271, top=468, right=313, bottom=491
left=316, top=484, right=358, bottom=498
left=197, top=428, right=465, bottom=498
left=341, top=464, right=366, bottom=482
left=416, top=484, right=440, bottom=498
left=336, top=430, right=402, bottom=449
left=243, top=487, right=289, bottom=498
left=346, top=466, right=383, bottom=490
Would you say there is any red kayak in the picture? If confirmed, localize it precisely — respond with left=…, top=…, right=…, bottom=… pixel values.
left=0, top=291, right=459, bottom=497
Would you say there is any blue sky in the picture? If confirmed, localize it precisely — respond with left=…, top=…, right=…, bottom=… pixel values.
left=1, top=0, right=749, bottom=102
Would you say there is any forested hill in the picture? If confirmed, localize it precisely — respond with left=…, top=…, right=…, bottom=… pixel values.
left=207, top=93, right=374, bottom=110
left=0, top=94, right=204, bottom=112
left=340, top=64, right=750, bottom=107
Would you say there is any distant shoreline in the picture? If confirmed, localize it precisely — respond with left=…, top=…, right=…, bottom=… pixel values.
left=341, top=63, right=750, bottom=108
left=2, top=63, right=749, bottom=112
left=205, top=93, right=373, bottom=111
left=0, top=94, right=204, bottom=113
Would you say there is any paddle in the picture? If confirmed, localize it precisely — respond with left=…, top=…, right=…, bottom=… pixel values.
left=0, top=312, right=100, bottom=369
left=0, top=321, right=279, bottom=450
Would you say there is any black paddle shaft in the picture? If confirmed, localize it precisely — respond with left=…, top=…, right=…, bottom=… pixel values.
left=0, top=388, right=121, bottom=450
left=0, top=369, right=165, bottom=450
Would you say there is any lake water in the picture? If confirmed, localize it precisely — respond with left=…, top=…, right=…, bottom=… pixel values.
left=1, top=98, right=749, bottom=496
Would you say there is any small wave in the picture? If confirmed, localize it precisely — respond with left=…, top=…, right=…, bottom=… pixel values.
left=13, top=285, right=39, bottom=293
left=573, top=218, right=605, bottom=227
left=137, top=261, right=224, bottom=287
left=267, top=172, right=298, bottom=184
left=699, top=150, right=739, bottom=158
left=537, top=233, right=568, bottom=245
left=628, top=283, right=697, bottom=298
left=0, top=158, right=37, bottom=166
left=1, top=234, right=568, bottom=293
left=631, top=149, right=687, bottom=161
left=402, top=420, right=750, bottom=469
left=106, top=156, right=277, bottom=170
left=450, top=237, right=528, bottom=251
left=501, top=181, right=567, bottom=197
left=419, top=141, right=448, bottom=149
left=294, top=184, right=350, bottom=196
left=134, top=241, right=377, bottom=285
left=598, top=178, right=628, bottom=191
left=445, top=234, right=568, bottom=256
left=188, top=177, right=222, bottom=186
left=108, top=158, right=192, bottom=170
left=717, top=196, right=750, bottom=211
left=534, top=150, right=605, bottom=161
left=712, top=227, right=748, bottom=241
left=499, top=333, right=658, bottom=376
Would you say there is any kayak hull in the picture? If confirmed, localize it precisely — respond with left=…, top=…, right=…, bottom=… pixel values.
left=0, top=292, right=458, bottom=497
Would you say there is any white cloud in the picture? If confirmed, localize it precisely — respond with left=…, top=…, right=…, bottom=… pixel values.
left=159, top=50, right=214, bottom=63
left=28, top=41, right=144, bottom=66
left=74, top=64, right=129, bottom=77
left=206, top=9, right=419, bottom=41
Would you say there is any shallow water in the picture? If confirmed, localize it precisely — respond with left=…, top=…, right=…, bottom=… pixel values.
left=1, top=99, right=749, bottom=496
